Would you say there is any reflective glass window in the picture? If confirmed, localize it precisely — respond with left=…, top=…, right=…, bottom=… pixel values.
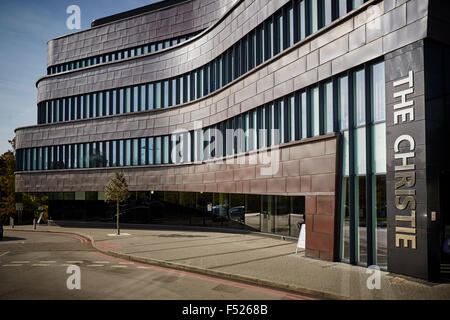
left=339, top=0, right=347, bottom=17
left=324, top=81, right=334, bottom=133
left=133, top=86, right=139, bottom=111
left=299, top=0, right=306, bottom=40
left=374, top=175, right=387, bottom=268
left=105, top=141, right=110, bottom=167
left=353, top=0, right=364, bottom=9
left=92, top=94, right=97, bottom=117
left=54, top=100, right=59, bottom=122
left=371, top=62, right=386, bottom=122
left=310, top=87, right=320, bottom=137
left=84, top=143, right=89, bottom=168
left=140, top=84, right=146, bottom=110
left=155, top=82, right=161, bottom=108
left=119, top=89, right=124, bottom=114
left=355, top=175, right=367, bottom=265
left=289, top=95, right=295, bottom=141
left=125, top=139, right=131, bottom=166
left=338, top=75, right=349, bottom=130
left=126, top=87, right=131, bottom=113
left=171, top=79, right=177, bottom=106
left=148, top=137, right=154, bottom=165
left=132, top=138, right=138, bottom=166
left=163, top=80, right=169, bottom=108
left=310, top=0, right=319, bottom=34
left=288, top=6, right=294, bottom=47
left=140, top=138, right=146, bottom=165
left=324, top=0, right=333, bottom=26
left=32, top=148, right=36, bottom=170
left=155, top=136, right=161, bottom=164
left=84, top=95, right=90, bottom=119
left=355, top=127, right=366, bottom=175
left=354, top=68, right=366, bottom=127
left=148, top=84, right=154, bottom=110
left=112, top=141, right=117, bottom=166
left=372, top=123, right=386, bottom=174
left=97, top=92, right=103, bottom=117
left=43, top=147, right=48, bottom=170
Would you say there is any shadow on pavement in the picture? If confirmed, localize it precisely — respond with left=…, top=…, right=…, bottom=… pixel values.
left=0, top=236, right=26, bottom=242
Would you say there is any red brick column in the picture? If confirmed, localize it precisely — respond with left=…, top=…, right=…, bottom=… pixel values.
left=305, top=195, right=336, bottom=261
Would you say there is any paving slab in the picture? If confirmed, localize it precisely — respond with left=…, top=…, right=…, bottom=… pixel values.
left=8, top=223, right=450, bottom=300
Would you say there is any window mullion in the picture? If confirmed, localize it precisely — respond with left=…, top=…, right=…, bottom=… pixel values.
left=347, top=70, right=357, bottom=265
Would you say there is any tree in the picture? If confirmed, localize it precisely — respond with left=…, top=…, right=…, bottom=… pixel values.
left=23, top=193, right=49, bottom=222
left=0, top=139, right=16, bottom=225
left=104, top=172, right=129, bottom=235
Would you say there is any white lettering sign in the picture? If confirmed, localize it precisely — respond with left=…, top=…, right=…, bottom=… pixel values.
left=392, top=71, right=417, bottom=250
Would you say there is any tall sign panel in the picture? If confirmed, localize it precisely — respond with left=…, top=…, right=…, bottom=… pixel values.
left=385, top=41, right=431, bottom=280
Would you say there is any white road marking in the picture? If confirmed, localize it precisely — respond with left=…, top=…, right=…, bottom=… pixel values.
left=32, top=264, right=50, bottom=267
left=93, top=261, right=110, bottom=264
left=119, top=261, right=134, bottom=265
left=66, top=261, right=84, bottom=264
left=39, top=261, right=56, bottom=263
left=137, top=266, right=151, bottom=269
left=60, top=264, right=71, bottom=267
left=111, top=265, right=128, bottom=268
left=0, top=252, right=9, bottom=257
left=87, top=264, right=104, bottom=267
left=11, top=261, right=30, bottom=264
left=2, top=264, right=22, bottom=267
left=107, top=233, right=131, bottom=237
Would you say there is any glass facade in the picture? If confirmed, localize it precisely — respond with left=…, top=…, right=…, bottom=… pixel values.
left=23, top=0, right=385, bottom=267
left=338, top=60, right=386, bottom=269
left=47, top=31, right=203, bottom=75
left=37, top=0, right=369, bottom=125
left=45, top=190, right=305, bottom=237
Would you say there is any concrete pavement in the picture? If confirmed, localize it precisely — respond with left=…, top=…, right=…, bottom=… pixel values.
left=0, top=230, right=316, bottom=300
left=6, top=222, right=450, bottom=300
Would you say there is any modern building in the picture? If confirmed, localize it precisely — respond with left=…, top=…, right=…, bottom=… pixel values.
left=14, top=0, right=450, bottom=281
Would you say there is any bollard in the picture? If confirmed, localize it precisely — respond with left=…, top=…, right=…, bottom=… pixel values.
left=10, top=216, right=14, bottom=229
left=33, top=218, right=36, bottom=230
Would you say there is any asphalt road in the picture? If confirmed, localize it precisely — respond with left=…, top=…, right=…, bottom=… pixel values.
left=0, top=230, right=316, bottom=300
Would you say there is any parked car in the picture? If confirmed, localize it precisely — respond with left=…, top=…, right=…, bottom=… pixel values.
left=228, top=206, right=245, bottom=223
left=0, top=225, right=3, bottom=241
left=211, top=204, right=228, bottom=221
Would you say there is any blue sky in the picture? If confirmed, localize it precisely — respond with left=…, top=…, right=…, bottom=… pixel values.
left=0, top=0, right=158, bottom=154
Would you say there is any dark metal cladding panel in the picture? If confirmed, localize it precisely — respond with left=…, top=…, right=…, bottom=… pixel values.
left=385, top=41, right=430, bottom=280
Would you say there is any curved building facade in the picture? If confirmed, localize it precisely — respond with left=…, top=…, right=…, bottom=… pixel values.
left=14, top=0, right=450, bottom=281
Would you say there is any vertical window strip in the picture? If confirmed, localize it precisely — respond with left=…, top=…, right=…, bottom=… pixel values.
left=42, top=0, right=364, bottom=124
